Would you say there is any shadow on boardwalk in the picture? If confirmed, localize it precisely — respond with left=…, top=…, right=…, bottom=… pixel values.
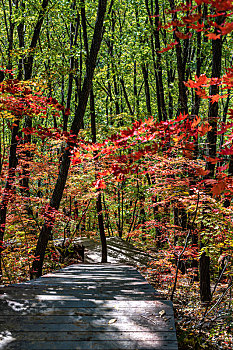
left=0, top=265, right=178, bottom=349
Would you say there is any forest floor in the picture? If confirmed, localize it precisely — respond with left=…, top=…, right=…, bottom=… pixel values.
left=63, top=236, right=233, bottom=350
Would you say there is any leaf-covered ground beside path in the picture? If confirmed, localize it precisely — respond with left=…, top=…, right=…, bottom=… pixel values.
left=145, top=256, right=233, bottom=350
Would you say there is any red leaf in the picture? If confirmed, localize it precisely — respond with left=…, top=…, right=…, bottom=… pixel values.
left=212, top=180, right=226, bottom=197
left=158, top=41, right=178, bottom=53
left=188, top=22, right=205, bottom=31
left=184, top=74, right=208, bottom=88
left=176, top=112, right=188, bottom=122
left=220, top=22, right=233, bottom=35
left=217, top=164, right=229, bottom=172
left=175, top=30, right=192, bottom=39
left=182, top=13, right=202, bottom=24
left=95, top=179, right=106, bottom=189
left=204, top=156, right=220, bottom=164
left=214, top=0, right=233, bottom=12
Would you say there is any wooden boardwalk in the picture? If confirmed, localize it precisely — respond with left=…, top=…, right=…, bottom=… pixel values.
left=0, top=264, right=178, bottom=349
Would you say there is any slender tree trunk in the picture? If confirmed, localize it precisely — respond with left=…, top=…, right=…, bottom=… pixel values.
left=200, top=252, right=211, bottom=302
left=0, top=121, right=19, bottom=279
left=120, top=78, right=133, bottom=116
left=145, top=0, right=167, bottom=121
left=169, top=0, right=188, bottom=114
left=63, top=0, right=80, bottom=131
left=90, top=88, right=107, bottom=262
left=206, top=15, right=225, bottom=177
left=200, top=13, right=225, bottom=302
left=133, top=61, right=139, bottom=115
left=141, top=63, right=152, bottom=116
left=6, top=0, right=14, bottom=75
left=24, top=0, right=49, bottom=79
left=191, top=6, right=202, bottom=120
left=17, top=1, right=25, bottom=80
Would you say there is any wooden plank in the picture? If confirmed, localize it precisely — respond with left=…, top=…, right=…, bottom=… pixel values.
left=5, top=340, right=178, bottom=350
left=0, top=319, right=175, bottom=332
left=0, top=264, right=178, bottom=350
left=1, top=294, right=161, bottom=301
left=1, top=282, right=155, bottom=290
left=0, top=300, right=175, bottom=315
left=0, top=314, right=175, bottom=328
left=0, top=306, right=175, bottom=316
left=0, top=331, right=177, bottom=341
left=0, top=299, right=173, bottom=309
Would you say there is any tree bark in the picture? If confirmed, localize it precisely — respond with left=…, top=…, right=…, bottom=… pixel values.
left=141, top=63, right=152, bottom=116
left=0, top=120, right=19, bottom=279
left=145, top=0, right=167, bottom=121
left=199, top=252, right=211, bottom=302
left=90, top=88, right=107, bottom=262
left=206, top=14, right=225, bottom=177
left=200, top=13, right=225, bottom=302
left=24, top=0, right=49, bottom=80
left=169, top=0, right=188, bottom=114
left=63, top=0, right=80, bottom=131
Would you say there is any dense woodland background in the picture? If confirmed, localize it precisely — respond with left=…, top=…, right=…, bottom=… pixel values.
left=0, top=0, right=233, bottom=348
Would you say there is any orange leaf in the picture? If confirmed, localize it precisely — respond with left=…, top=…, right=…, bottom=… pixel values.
left=95, top=179, right=106, bottom=189
left=209, top=94, right=229, bottom=103
left=198, top=123, right=212, bottom=136
left=196, top=88, right=208, bottom=99
left=205, top=33, right=221, bottom=40
left=191, top=116, right=201, bottom=128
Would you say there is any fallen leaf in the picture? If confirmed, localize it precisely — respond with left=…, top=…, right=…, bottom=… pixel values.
left=159, top=310, right=166, bottom=317
left=108, top=318, right=117, bottom=324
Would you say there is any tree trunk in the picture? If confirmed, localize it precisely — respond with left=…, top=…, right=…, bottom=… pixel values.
left=24, top=0, right=49, bottom=80
left=141, top=63, right=152, bottom=116
left=169, top=0, right=189, bottom=114
left=0, top=121, right=19, bottom=279
left=199, top=252, right=211, bottom=302
left=145, top=0, right=167, bottom=121
left=90, top=88, right=107, bottom=262
left=63, top=0, right=80, bottom=131
left=200, top=13, right=225, bottom=302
